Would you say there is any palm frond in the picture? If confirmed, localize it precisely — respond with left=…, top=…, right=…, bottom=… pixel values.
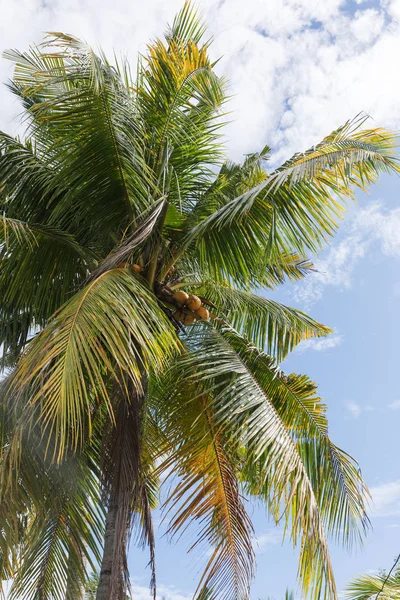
left=0, top=218, right=94, bottom=371
left=10, top=268, right=180, bottom=459
left=173, top=116, right=399, bottom=287
left=185, top=281, right=331, bottom=362
left=345, top=572, right=400, bottom=600
left=9, top=477, right=103, bottom=600
left=91, top=197, right=166, bottom=279
left=5, top=38, right=152, bottom=243
left=158, top=384, right=255, bottom=600
left=137, top=7, right=227, bottom=212
left=220, top=328, right=370, bottom=548
left=163, top=324, right=336, bottom=600
left=165, top=1, right=208, bottom=44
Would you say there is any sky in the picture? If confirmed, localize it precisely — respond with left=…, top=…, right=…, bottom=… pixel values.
left=1, top=0, right=400, bottom=598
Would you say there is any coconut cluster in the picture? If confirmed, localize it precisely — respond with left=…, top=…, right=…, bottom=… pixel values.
left=117, top=262, right=142, bottom=272
left=172, top=290, right=209, bottom=325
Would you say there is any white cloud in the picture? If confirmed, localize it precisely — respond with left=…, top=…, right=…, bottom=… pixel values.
left=253, top=529, right=282, bottom=554
left=1, top=0, right=400, bottom=165
left=345, top=401, right=362, bottom=419
left=389, top=400, right=400, bottom=410
left=344, top=400, right=375, bottom=419
left=296, top=333, right=343, bottom=352
left=131, top=581, right=192, bottom=600
left=293, top=203, right=400, bottom=308
left=370, top=480, right=400, bottom=518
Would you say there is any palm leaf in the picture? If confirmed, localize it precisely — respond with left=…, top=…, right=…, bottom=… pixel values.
left=5, top=38, right=152, bottom=242
left=171, top=115, right=400, bottom=287
left=345, top=572, right=400, bottom=600
left=10, top=268, right=180, bottom=459
left=0, top=379, right=104, bottom=600
left=157, top=384, right=255, bottom=600
left=220, top=328, right=370, bottom=548
left=184, top=281, right=331, bottom=362
left=164, top=324, right=335, bottom=600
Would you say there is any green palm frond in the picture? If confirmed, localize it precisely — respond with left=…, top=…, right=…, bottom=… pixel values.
left=165, top=1, right=208, bottom=44
left=10, top=269, right=180, bottom=458
left=4, top=38, right=152, bottom=243
left=157, top=378, right=255, bottom=600
left=0, top=219, right=93, bottom=371
left=184, top=281, right=331, bottom=361
left=220, top=328, right=370, bottom=547
left=157, top=324, right=337, bottom=600
left=0, top=215, right=92, bottom=258
left=0, top=133, right=64, bottom=224
left=345, top=571, right=400, bottom=600
left=172, top=115, right=399, bottom=286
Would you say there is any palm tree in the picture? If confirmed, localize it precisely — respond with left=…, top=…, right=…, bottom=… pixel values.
left=345, top=563, right=400, bottom=600
left=0, top=3, right=399, bottom=599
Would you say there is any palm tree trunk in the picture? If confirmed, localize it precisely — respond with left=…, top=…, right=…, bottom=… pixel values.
left=95, top=499, right=125, bottom=600
left=96, top=379, right=144, bottom=600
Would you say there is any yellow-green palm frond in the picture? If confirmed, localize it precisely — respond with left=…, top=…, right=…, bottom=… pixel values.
left=221, top=329, right=370, bottom=549
left=137, top=2, right=227, bottom=206
left=160, top=324, right=339, bottom=600
left=10, top=269, right=180, bottom=459
left=157, top=387, right=255, bottom=600
left=345, top=570, right=400, bottom=600
left=0, top=377, right=105, bottom=600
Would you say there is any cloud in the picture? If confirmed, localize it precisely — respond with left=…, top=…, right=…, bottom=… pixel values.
left=344, top=400, right=375, bottom=419
left=2, top=0, right=400, bottom=166
left=370, top=480, right=400, bottom=518
left=293, top=203, right=400, bottom=308
left=131, top=581, right=192, bottom=600
left=389, top=400, right=400, bottom=410
left=296, top=333, right=343, bottom=352
left=253, top=529, right=282, bottom=554
left=345, top=401, right=362, bottom=419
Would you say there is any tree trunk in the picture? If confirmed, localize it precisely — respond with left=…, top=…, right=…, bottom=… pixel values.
left=96, top=378, right=144, bottom=600
left=95, top=499, right=125, bottom=600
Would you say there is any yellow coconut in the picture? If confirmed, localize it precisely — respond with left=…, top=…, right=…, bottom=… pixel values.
left=196, top=306, right=209, bottom=320
left=117, top=261, right=128, bottom=268
left=186, top=295, right=202, bottom=312
left=132, top=264, right=142, bottom=273
left=173, top=290, right=189, bottom=305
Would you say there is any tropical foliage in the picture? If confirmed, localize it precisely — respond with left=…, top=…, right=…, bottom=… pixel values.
left=0, top=3, right=399, bottom=599
left=345, top=561, right=400, bottom=600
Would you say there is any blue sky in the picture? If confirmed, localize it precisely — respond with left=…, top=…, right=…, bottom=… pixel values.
left=1, top=0, right=400, bottom=598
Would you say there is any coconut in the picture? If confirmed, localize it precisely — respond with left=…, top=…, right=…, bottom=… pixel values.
left=132, top=264, right=142, bottom=273
left=173, top=290, right=189, bottom=305
left=173, top=310, right=196, bottom=325
left=186, top=295, right=202, bottom=311
left=117, top=261, right=128, bottom=268
left=196, top=306, right=209, bottom=320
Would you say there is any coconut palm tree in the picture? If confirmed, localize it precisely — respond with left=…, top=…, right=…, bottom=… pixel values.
left=345, top=563, right=400, bottom=600
left=0, top=3, right=399, bottom=599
